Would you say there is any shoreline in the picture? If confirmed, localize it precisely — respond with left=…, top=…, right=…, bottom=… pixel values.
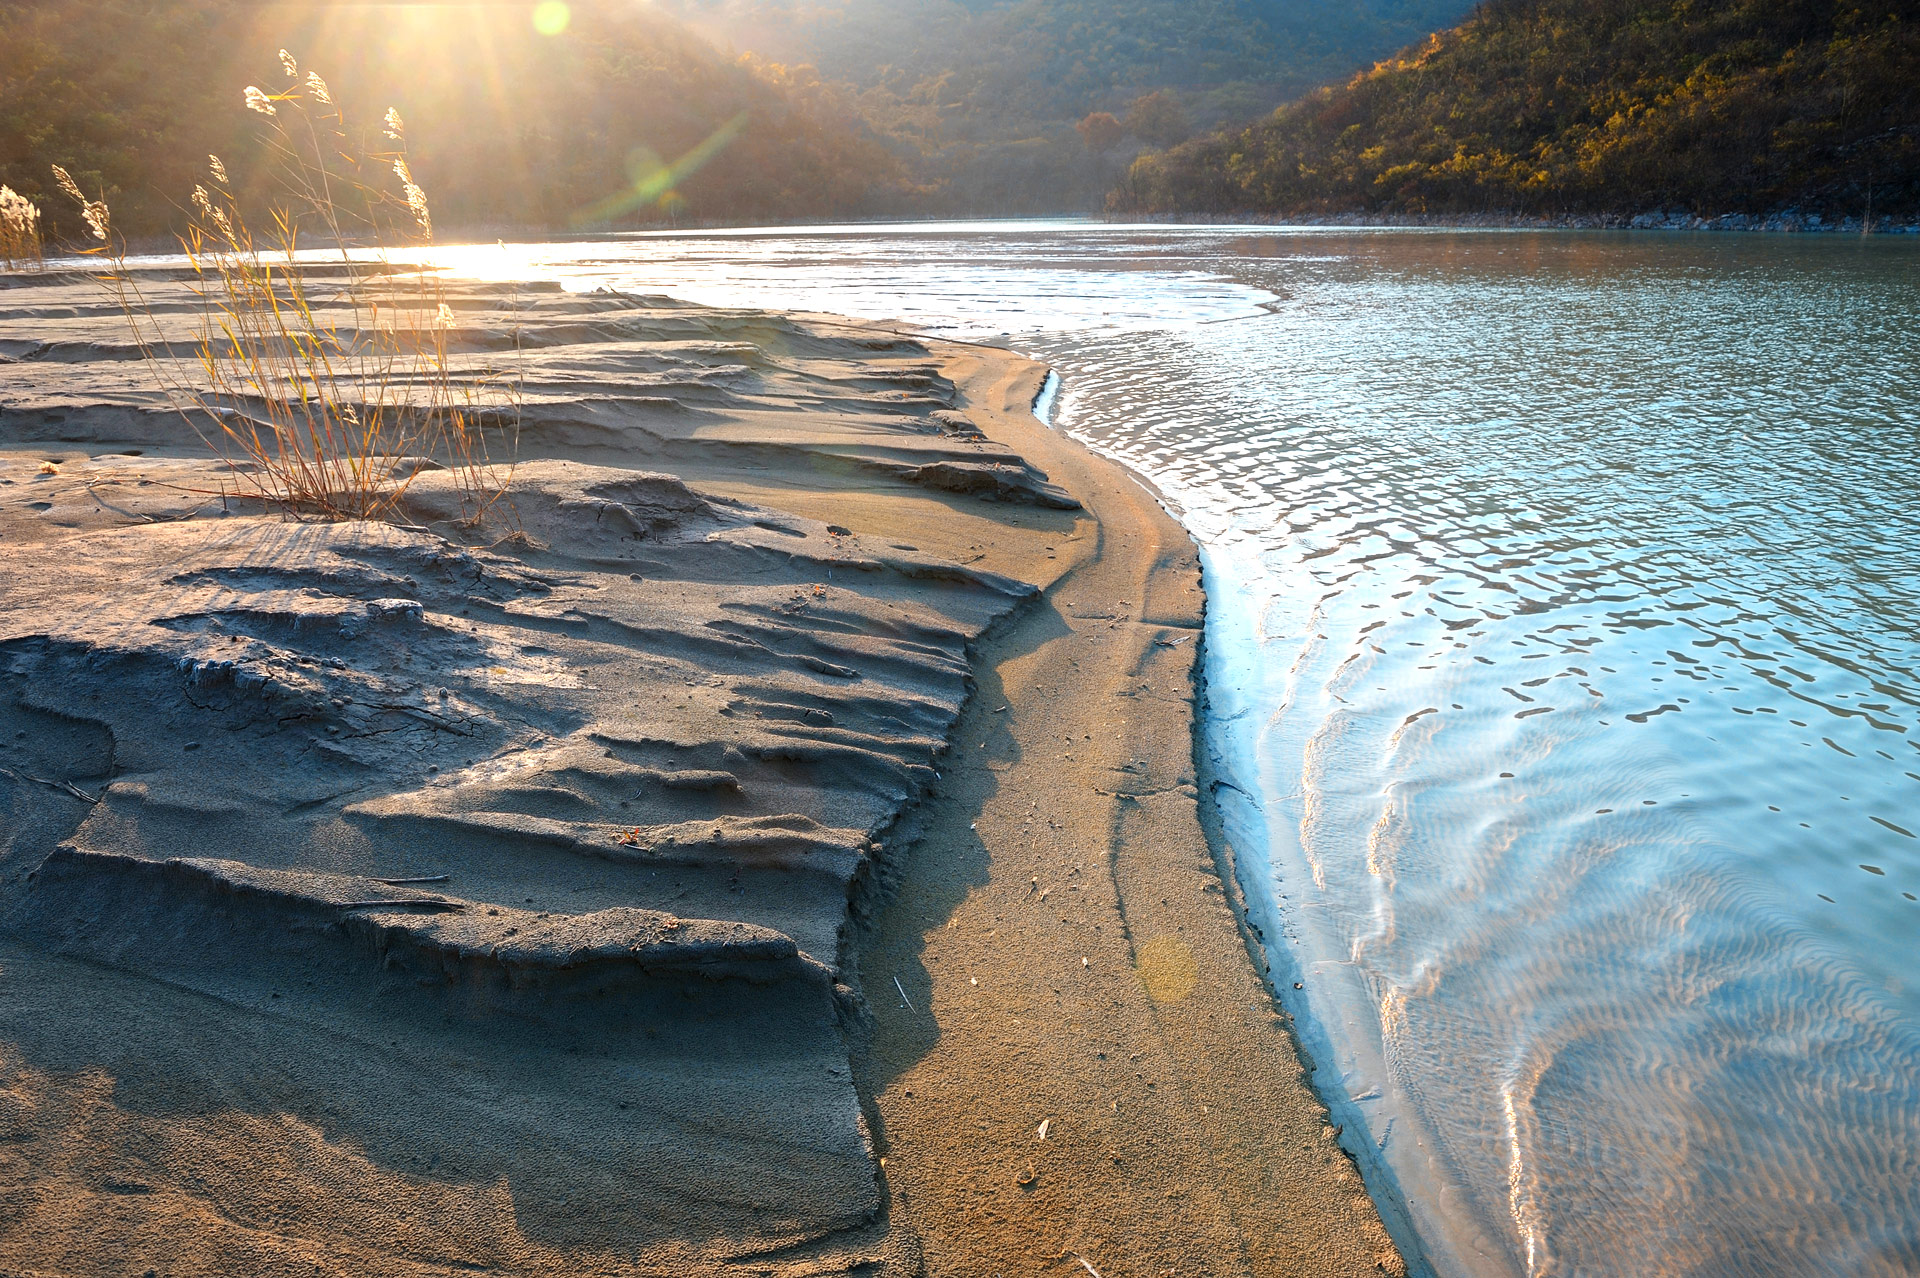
left=1102, top=209, right=1920, bottom=235
left=845, top=338, right=1404, bottom=1276
left=1185, top=535, right=1448, bottom=1277
left=47, top=207, right=1920, bottom=264
left=1032, top=410, right=1439, bottom=1276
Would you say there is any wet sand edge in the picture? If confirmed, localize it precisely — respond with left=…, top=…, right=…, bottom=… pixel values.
left=848, top=336, right=1407, bottom=1277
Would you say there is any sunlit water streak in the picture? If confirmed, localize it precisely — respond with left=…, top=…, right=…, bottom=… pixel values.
left=429, top=224, right=1920, bottom=1275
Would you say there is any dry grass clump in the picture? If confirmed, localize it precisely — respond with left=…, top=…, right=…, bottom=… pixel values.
left=55, top=51, right=516, bottom=524
left=0, top=185, right=43, bottom=271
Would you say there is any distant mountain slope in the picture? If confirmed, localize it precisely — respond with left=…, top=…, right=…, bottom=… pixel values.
left=0, top=1, right=908, bottom=241
left=1112, top=0, right=1920, bottom=221
left=662, top=0, right=1478, bottom=212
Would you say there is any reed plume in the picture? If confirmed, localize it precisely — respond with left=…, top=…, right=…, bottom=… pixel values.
left=54, top=56, right=518, bottom=524
left=0, top=185, right=43, bottom=270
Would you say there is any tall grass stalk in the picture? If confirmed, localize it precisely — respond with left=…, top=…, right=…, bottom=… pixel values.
left=57, top=53, right=517, bottom=523
left=0, top=186, right=44, bottom=271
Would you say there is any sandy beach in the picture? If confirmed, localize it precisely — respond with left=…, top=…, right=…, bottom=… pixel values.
left=0, top=266, right=1399, bottom=1277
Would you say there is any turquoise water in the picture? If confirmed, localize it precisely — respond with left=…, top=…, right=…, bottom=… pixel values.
left=441, top=225, right=1920, bottom=1276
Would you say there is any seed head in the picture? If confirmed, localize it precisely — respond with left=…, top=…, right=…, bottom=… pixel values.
left=208, top=154, right=229, bottom=186
left=50, top=166, right=108, bottom=241
left=305, top=72, right=333, bottom=106
left=0, top=186, right=39, bottom=233
left=384, top=108, right=405, bottom=140
left=191, top=186, right=232, bottom=239
left=51, top=165, right=83, bottom=203
left=81, top=200, right=111, bottom=242
left=404, top=183, right=432, bottom=240
left=279, top=49, right=298, bottom=77
left=245, top=86, right=277, bottom=117
left=435, top=303, right=457, bottom=329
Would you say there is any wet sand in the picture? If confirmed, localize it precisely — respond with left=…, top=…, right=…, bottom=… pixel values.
left=0, top=267, right=1398, bottom=1275
left=844, top=354, right=1403, bottom=1278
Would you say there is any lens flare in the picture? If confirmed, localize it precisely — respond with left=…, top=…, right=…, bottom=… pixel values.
left=532, top=2, right=571, bottom=37
left=573, top=114, right=749, bottom=226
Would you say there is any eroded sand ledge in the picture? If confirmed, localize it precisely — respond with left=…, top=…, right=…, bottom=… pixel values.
left=0, top=268, right=1400, bottom=1276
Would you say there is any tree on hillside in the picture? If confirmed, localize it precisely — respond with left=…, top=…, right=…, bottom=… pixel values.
left=1076, top=111, right=1125, bottom=152
left=1124, top=90, right=1190, bottom=148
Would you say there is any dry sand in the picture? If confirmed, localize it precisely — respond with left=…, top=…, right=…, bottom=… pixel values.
left=0, top=266, right=1400, bottom=1276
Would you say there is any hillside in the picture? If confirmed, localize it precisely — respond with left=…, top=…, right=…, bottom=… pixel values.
left=1111, top=0, right=1920, bottom=222
left=0, top=0, right=909, bottom=243
left=662, top=0, right=1477, bottom=213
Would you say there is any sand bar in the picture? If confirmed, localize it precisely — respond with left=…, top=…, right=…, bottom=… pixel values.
left=0, top=266, right=1399, bottom=1275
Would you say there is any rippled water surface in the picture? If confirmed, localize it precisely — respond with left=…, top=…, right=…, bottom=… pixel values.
left=447, top=224, right=1920, bottom=1275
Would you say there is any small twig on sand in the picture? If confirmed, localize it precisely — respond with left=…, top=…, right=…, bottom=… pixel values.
left=338, top=898, right=465, bottom=912
left=0, top=766, right=100, bottom=804
left=371, top=703, right=476, bottom=736
left=377, top=875, right=450, bottom=886
left=893, top=975, right=915, bottom=1013
left=79, top=479, right=159, bottom=524
left=1075, top=1256, right=1104, bottom=1278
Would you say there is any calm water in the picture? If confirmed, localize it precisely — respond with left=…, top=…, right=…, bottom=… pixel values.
left=437, top=224, right=1920, bottom=1276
